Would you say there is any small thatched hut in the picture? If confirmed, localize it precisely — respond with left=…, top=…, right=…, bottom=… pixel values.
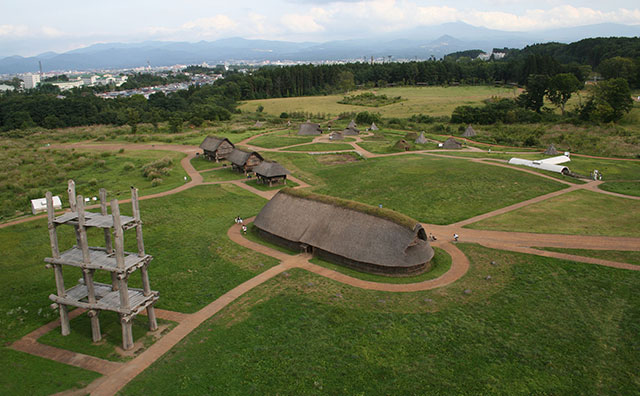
left=462, top=125, right=476, bottom=137
left=329, top=131, right=344, bottom=140
left=394, top=139, right=411, bottom=151
left=441, top=137, right=462, bottom=149
left=544, top=143, right=559, bottom=156
left=370, top=122, right=379, bottom=131
left=200, top=136, right=235, bottom=162
left=347, top=120, right=357, bottom=129
left=227, top=149, right=264, bottom=173
left=415, top=132, right=428, bottom=144
left=254, top=121, right=264, bottom=128
left=254, top=189, right=434, bottom=275
left=405, top=131, right=418, bottom=140
left=253, top=161, right=289, bottom=186
left=298, top=122, right=322, bottom=135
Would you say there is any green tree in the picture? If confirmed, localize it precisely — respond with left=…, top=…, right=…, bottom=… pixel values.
left=546, top=73, right=583, bottom=115
left=598, top=57, right=636, bottom=84
left=337, top=71, right=355, bottom=92
left=581, top=78, right=634, bottom=123
left=127, top=108, right=140, bottom=134
left=168, top=116, right=183, bottom=133
left=517, top=74, right=549, bottom=113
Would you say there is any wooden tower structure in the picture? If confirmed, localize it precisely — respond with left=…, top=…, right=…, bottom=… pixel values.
left=44, top=180, right=158, bottom=350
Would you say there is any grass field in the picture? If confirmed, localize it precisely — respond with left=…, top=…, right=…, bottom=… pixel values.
left=537, top=247, right=640, bottom=265
left=0, top=148, right=188, bottom=221
left=306, top=155, right=565, bottom=224
left=248, top=134, right=315, bottom=148
left=285, top=142, right=354, bottom=152
left=120, top=244, right=640, bottom=395
left=201, top=167, right=247, bottom=182
left=190, top=155, right=222, bottom=171
left=239, top=86, right=517, bottom=118
left=467, top=189, right=640, bottom=237
left=244, top=179, right=299, bottom=191
left=599, top=181, right=640, bottom=197
left=309, top=246, right=451, bottom=284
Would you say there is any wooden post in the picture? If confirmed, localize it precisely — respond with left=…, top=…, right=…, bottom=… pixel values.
left=67, top=180, right=77, bottom=211
left=77, top=198, right=101, bottom=342
left=111, top=199, right=130, bottom=310
left=100, top=189, right=118, bottom=290
left=121, top=316, right=134, bottom=350
left=141, top=264, right=158, bottom=331
left=131, top=187, right=145, bottom=257
left=46, top=192, right=70, bottom=336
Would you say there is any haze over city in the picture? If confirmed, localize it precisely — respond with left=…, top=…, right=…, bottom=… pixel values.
left=2, top=0, right=640, bottom=57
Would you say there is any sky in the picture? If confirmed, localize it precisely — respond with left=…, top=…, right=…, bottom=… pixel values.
left=2, top=0, right=640, bottom=57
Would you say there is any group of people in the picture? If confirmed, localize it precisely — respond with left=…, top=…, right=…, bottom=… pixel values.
left=235, top=216, right=247, bottom=234
left=428, top=233, right=459, bottom=242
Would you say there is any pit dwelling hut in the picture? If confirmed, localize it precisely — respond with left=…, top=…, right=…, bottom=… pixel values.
left=370, top=122, right=379, bottom=131
left=394, top=139, right=411, bottom=151
left=329, top=131, right=344, bottom=140
left=227, top=148, right=264, bottom=173
left=441, top=137, right=462, bottom=149
left=253, top=161, right=290, bottom=186
left=415, top=132, right=428, bottom=144
left=544, top=143, right=559, bottom=156
left=254, top=189, right=434, bottom=275
left=298, top=122, right=322, bottom=136
left=200, top=136, right=235, bottom=162
left=462, top=125, right=477, bottom=137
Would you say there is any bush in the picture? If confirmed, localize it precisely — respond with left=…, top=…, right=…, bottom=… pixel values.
left=355, top=111, right=381, bottom=125
left=123, top=162, right=135, bottom=171
left=280, top=112, right=289, bottom=119
left=151, top=178, right=163, bottom=187
left=142, top=157, right=173, bottom=180
left=88, top=178, right=98, bottom=186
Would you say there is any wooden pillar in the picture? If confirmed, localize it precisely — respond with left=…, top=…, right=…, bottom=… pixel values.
left=111, top=200, right=130, bottom=310
left=67, top=180, right=82, bottom=246
left=131, top=187, right=145, bottom=257
left=100, top=188, right=118, bottom=290
left=46, top=192, right=70, bottom=336
left=121, top=316, right=134, bottom=350
left=77, top=198, right=101, bottom=342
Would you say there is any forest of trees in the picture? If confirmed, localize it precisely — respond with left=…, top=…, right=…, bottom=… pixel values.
left=1, top=37, right=638, bottom=132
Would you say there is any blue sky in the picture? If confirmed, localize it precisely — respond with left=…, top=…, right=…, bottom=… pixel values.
left=2, top=0, right=640, bottom=56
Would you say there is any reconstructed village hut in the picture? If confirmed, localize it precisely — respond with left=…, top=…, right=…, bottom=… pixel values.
left=394, top=139, right=411, bottom=151
left=348, top=120, right=357, bottom=129
left=370, top=122, right=379, bottom=131
left=253, top=161, right=290, bottom=186
left=544, top=143, right=559, bottom=155
left=329, top=131, right=344, bottom=140
left=227, top=148, right=264, bottom=173
left=462, top=125, right=477, bottom=137
left=254, top=121, right=264, bottom=128
left=404, top=131, right=418, bottom=140
left=442, top=137, right=462, bottom=149
left=200, top=136, right=235, bottom=162
left=254, top=189, right=435, bottom=275
left=298, top=122, right=322, bottom=135
left=415, top=132, right=428, bottom=144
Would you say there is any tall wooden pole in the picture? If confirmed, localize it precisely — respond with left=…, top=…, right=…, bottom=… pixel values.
left=46, top=192, right=70, bottom=336
left=100, top=188, right=118, bottom=290
left=77, top=197, right=101, bottom=342
left=131, top=187, right=157, bottom=330
left=112, top=199, right=134, bottom=349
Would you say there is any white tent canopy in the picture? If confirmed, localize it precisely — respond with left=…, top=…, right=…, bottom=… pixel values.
left=508, top=156, right=571, bottom=174
left=31, top=196, right=62, bottom=215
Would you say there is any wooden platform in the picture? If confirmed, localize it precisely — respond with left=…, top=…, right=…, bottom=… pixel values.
left=45, top=246, right=151, bottom=273
left=54, top=211, right=137, bottom=230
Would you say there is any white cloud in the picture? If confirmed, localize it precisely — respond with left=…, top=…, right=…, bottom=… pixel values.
left=0, top=24, right=29, bottom=37
left=415, top=6, right=459, bottom=25
left=280, top=14, right=325, bottom=33
left=41, top=26, right=65, bottom=38
left=182, top=15, right=237, bottom=32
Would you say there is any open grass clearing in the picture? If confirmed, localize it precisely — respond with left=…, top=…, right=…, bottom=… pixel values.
left=244, top=179, right=299, bottom=191
left=239, top=86, right=517, bottom=118
left=190, top=155, right=222, bottom=171
left=249, top=134, right=315, bottom=148
left=243, top=223, right=299, bottom=256
left=285, top=142, right=354, bottom=152
left=536, top=247, right=640, bottom=266
left=0, top=147, right=187, bottom=221
left=38, top=311, right=177, bottom=362
left=467, top=189, right=640, bottom=237
left=309, top=246, right=451, bottom=284
left=599, top=181, right=640, bottom=197
left=310, top=155, right=565, bottom=225
left=121, top=243, right=640, bottom=395
left=201, top=166, right=247, bottom=182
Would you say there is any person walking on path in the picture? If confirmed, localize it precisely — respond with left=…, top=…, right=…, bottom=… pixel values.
left=242, top=225, right=247, bottom=235
left=453, top=233, right=459, bottom=242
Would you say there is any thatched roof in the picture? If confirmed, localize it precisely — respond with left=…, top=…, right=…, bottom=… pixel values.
left=254, top=121, right=264, bottom=128
left=462, top=125, right=476, bottom=137
left=442, top=137, right=462, bottom=149
left=200, top=136, right=234, bottom=152
left=405, top=131, right=418, bottom=140
left=342, top=126, right=359, bottom=135
left=329, top=131, right=344, bottom=140
left=254, top=189, right=434, bottom=269
left=415, top=132, right=428, bottom=144
left=227, top=148, right=264, bottom=167
left=544, top=143, right=559, bottom=156
left=370, top=123, right=379, bottom=131
left=348, top=120, right=357, bottom=129
left=253, top=161, right=289, bottom=178
left=394, top=139, right=410, bottom=150
left=298, top=122, right=322, bottom=135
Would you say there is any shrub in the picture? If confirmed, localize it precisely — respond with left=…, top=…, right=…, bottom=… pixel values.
left=151, top=178, right=163, bottom=187
left=123, top=162, right=135, bottom=171
left=280, top=112, right=289, bottom=119
left=142, top=157, right=173, bottom=180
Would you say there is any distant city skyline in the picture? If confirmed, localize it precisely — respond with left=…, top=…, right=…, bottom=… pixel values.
left=2, top=0, right=640, bottom=57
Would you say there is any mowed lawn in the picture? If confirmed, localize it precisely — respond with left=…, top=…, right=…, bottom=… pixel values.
left=121, top=244, right=640, bottom=395
left=467, top=189, right=640, bottom=237
left=0, top=184, right=277, bottom=395
left=239, top=86, right=518, bottom=118
left=307, top=155, right=565, bottom=224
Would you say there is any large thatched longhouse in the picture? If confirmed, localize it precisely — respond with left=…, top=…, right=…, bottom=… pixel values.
left=254, top=189, right=434, bottom=275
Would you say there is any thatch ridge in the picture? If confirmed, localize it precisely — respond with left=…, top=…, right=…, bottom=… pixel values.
left=253, top=161, right=289, bottom=177
left=280, top=188, right=418, bottom=230
left=200, top=136, right=234, bottom=151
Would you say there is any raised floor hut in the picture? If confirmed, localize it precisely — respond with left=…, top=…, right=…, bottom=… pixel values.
left=227, top=148, right=264, bottom=173
left=415, top=132, right=428, bottom=144
left=254, top=189, right=434, bottom=275
left=253, top=161, right=290, bottom=186
left=298, top=122, right=322, bottom=136
left=442, top=137, right=462, bottom=149
left=544, top=143, right=559, bottom=156
left=200, top=136, right=235, bottom=162
left=462, top=125, right=476, bottom=137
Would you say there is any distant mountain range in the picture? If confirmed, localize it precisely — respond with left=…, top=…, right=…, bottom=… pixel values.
left=2, top=22, right=639, bottom=74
